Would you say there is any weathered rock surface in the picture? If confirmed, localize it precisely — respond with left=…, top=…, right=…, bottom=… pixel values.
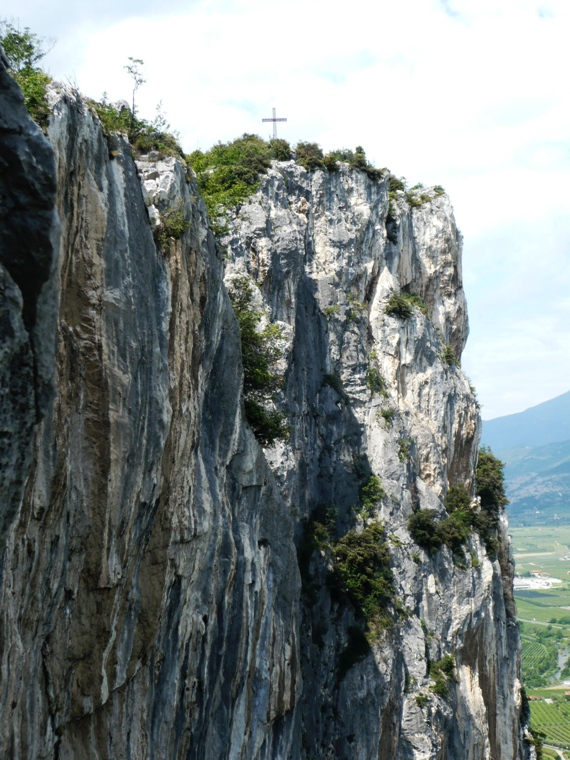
left=0, top=82, right=299, bottom=759
left=0, top=66, right=533, bottom=759
left=0, top=49, right=59, bottom=550
left=222, top=163, right=532, bottom=759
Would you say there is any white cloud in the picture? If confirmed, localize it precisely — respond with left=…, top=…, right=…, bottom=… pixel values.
left=3, top=0, right=569, bottom=418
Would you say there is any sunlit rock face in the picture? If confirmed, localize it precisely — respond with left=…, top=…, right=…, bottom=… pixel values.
left=0, top=66, right=533, bottom=759
left=222, top=162, right=532, bottom=759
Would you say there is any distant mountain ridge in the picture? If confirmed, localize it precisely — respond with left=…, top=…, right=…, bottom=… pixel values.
left=482, top=391, right=570, bottom=525
left=483, top=390, right=570, bottom=451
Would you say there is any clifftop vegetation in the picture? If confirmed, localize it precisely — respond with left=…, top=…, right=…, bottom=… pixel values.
left=0, top=21, right=52, bottom=127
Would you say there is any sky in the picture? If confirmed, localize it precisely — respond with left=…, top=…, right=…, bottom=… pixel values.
left=2, top=0, right=569, bottom=419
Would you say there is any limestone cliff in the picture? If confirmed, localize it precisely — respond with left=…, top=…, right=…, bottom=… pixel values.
left=0, top=58, right=533, bottom=759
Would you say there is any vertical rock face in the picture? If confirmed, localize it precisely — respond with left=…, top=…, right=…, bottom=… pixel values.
left=222, top=164, right=530, bottom=759
left=0, top=50, right=59, bottom=550
left=0, top=69, right=532, bottom=759
left=0, top=83, right=299, bottom=759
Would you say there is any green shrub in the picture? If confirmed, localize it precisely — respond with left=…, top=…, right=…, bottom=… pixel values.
left=367, top=367, right=387, bottom=396
left=398, top=439, right=412, bottom=461
left=360, top=475, right=386, bottom=519
left=0, top=22, right=48, bottom=71
left=295, top=141, right=325, bottom=171
left=388, top=176, right=407, bottom=193
left=331, top=521, right=394, bottom=624
left=436, top=513, right=471, bottom=554
left=243, top=400, right=289, bottom=446
left=416, top=693, right=429, bottom=708
left=385, top=291, right=427, bottom=319
left=132, top=129, right=184, bottom=159
left=474, top=447, right=507, bottom=556
left=345, top=293, right=366, bottom=323
left=441, top=343, right=459, bottom=367
left=429, top=654, right=455, bottom=697
left=187, top=134, right=272, bottom=221
left=90, top=99, right=185, bottom=160
left=406, top=187, right=433, bottom=208
left=0, top=22, right=52, bottom=127
left=409, top=460, right=506, bottom=559
left=404, top=183, right=446, bottom=208
left=445, top=485, right=471, bottom=513
left=408, top=508, right=469, bottom=556
left=323, top=304, right=340, bottom=317
left=476, top=447, right=508, bottom=514
left=323, top=152, right=339, bottom=171
left=408, top=509, right=442, bottom=552
left=90, top=100, right=133, bottom=136
left=13, top=67, right=51, bottom=127
left=386, top=294, right=413, bottom=319
left=325, top=146, right=385, bottom=180
left=228, top=276, right=288, bottom=446
left=269, top=138, right=291, bottom=160
left=154, top=203, right=190, bottom=249
left=380, top=407, right=396, bottom=425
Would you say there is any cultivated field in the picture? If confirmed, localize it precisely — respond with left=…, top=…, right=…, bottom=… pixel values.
left=512, top=524, right=570, bottom=755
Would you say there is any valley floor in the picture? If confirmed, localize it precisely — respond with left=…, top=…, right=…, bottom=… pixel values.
left=513, top=523, right=570, bottom=753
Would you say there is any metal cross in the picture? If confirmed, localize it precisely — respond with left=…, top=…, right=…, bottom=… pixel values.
left=262, top=108, right=287, bottom=140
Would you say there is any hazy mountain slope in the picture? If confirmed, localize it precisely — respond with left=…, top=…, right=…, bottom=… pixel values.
left=482, top=390, right=570, bottom=451
left=482, top=395, right=570, bottom=525
left=498, top=440, right=570, bottom=525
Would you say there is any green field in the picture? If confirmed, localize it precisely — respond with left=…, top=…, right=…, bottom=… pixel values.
left=511, top=524, right=570, bottom=752
left=530, top=699, right=570, bottom=748
left=543, top=748, right=561, bottom=760
left=512, top=524, right=570, bottom=625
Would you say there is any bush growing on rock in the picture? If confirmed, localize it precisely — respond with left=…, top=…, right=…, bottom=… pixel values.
left=0, top=21, right=52, bottom=127
left=188, top=134, right=272, bottom=221
left=445, top=485, right=471, bottom=513
left=474, top=447, right=507, bottom=556
left=324, top=146, right=385, bottom=180
left=409, top=459, right=506, bottom=559
left=359, top=475, right=386, bottom=519
left=408, top=509, right=442, bottom=552
left=366, top=367, right=387, bottom=396
left=429, top=654, right=456, bottom=697
left=154, top=203, right=190, bottom=249
left=227, top=276, right=288, bottom=447
left=385, top=291, right=427, bottom=319
left=295, top=141, right=325, bottom=171
left=269, top=138, right=291, bottom=160
left=90, top=98, right=185, bottom=160
left=331, top=521, right=394, bottom=624
left=441, top=343, right=460, bottom=367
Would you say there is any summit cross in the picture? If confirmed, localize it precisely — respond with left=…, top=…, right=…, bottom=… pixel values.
left=262, top=108, right=287, bottom=140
